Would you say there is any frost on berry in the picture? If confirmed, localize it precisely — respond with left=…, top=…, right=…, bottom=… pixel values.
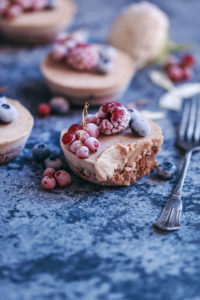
left=96, top=102, right=130, bottom=135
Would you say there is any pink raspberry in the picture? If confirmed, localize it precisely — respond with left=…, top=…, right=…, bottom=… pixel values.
left=41, top=175, right=56, bottom=190
left=85, top=123, right=99, bottom=138
left=54, top=170, right=71, bottom=187
left=76, top=146, right=89, bottom=159
left=96, top=102, right=130, bottom=135
left=84, top=137, right=99, bottom=152
left=67, top=43, right=99, bottom=71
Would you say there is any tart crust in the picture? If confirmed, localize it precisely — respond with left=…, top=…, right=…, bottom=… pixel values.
left=0, top=99, right=34, bottom=165
left=41, top=46, right=135, bottom=105
left=0, top=0, right=76, bottom=44
left=60, top=119, right=163, bottom=186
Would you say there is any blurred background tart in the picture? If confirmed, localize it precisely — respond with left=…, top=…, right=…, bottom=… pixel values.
left=0, top=99, right=33, bottom=165
left=0, top=0, right=76, bottom=44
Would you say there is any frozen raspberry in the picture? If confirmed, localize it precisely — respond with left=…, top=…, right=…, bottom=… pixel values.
left=68, top=124, right=83, bottom=133
left=85, top=123, right=99, bottom=138
left=76, top=145, right=89, bottom=159
left=75, top=130, right=90, bottom=142
left=62, top=132, right=75, bottom=145
left=96, top=102, right=130, bottom=135
left=70, top=140, right=82, bottom=153
left=181, top=54, right=195, bottom=68
left=84, top=137, right=99, bottom=152
left=42, top=175, right=56, bottom=190
left=38, top=103, right=51, bottom=117
left=54, top=170, right=71, bottom=187
left=67, top=43, right=99, bottom=71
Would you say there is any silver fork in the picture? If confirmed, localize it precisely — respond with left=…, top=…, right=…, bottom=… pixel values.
left=154, top=97, right=200, bottom=231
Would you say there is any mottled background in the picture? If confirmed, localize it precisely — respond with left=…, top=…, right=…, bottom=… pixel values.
left=0, top=0, right=200, bottom=299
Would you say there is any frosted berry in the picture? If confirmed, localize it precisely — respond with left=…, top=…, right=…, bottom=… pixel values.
left=68, top=124, right=82, bottom=133
left=182, top=67, right=193, bottom=80
left=85, top=114, right=97, bottom=124
left=38, top=103, right=51, bottom=117
left=167, top=65, right=183, bottom=83
left=42, top=175, right=56, bottom=190
left=96, top=46, right=115, bottom=74
left=130, top=119, right=151, bottom=137
left=75, top=130, right=90, bottom=142
left=62, top=132, right=75, bottom=145
left=51, top=44, right=66, bottom=61
left=70, top=140, right=82, bottom=153
left=0, top=97, right=6, bottom=105
left=85, top=123, right=99, bottom=138
left=32, top=143, right=51, bottom=162
left=44, top=155, right=62, bottom=170
left=181, top=54, right=195, bottom=68
left=54, top=170, right=71, bottom=187
left=46, top=0, right=58, bottom=9
left=6, top=5, right=23, bottom=18
left=0, top=103, right=18, bottom=123
left=43, top=167, right=56, bottom=177
left=97, top=102, right=130, bottom=135
left=50, top=97, right=70, bottom=114
left=67, top=43, right=99, bottom=71
left=84, top=137, right=100, bottom=152
left=76, top=146, right=89, bottom=159
left=157, top=162, right=177, bottom=180
left=128, top=108, right=140, bottom=123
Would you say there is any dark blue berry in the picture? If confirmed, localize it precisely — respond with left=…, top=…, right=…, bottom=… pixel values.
left=130, top=119, right=151, bottom=137
left=157, top=161, right=177, bottom=179
left=32, top=143, right=51, bottom=162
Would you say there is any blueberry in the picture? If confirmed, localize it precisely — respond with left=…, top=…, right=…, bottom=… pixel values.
left=46, top=0, right=58, bottom=9
left=157, top=162, right=177, bottom=180
left=99, top=46, right=116, bottom=61
left=0, top=103, right=18, bottom=123
left=96, top=59, right=113, bottom=74
left=0, top=96, right=6, bottom=105
left=44, top=155, right=62, bottom=170
left=96, top=46, right=116, bottom=74
left=32, top=143, right=51, bottom=162
left=49, top=97, right=70, bottom=115
left=130, top=118, right=151, bottom=137
left=128, top=108, right=140, bottom=123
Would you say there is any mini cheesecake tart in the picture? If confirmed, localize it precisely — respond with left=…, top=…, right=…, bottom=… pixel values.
left=41, top=45, right=135, bottom=105
left=60, top=119, right=163, bottom=186
left=0, top=0, right=76, bottom=44
left=0, top=99, right=34, bottom=165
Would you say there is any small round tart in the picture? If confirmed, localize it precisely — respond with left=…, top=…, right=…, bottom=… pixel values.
left=60, top=120, right=163, bottom=186
left=0, top=0, right=76, bottom=44
left=0, top=99, right=34, bottom=165
left=41, top=46, right=135, bottom=105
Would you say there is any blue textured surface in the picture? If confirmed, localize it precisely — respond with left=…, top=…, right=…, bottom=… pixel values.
left=0, top=1, right=200, bottom=299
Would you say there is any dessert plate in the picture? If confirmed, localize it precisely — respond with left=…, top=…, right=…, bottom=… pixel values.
left=0, top=99, right=34, bottom=165
left=41, top=46, right=135, bottom=105
left=0, top=0, right=76, bottom=44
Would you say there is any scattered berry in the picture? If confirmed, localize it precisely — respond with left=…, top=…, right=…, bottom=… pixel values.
left=167, top=65, right=183, bottom=83
left=54, top=170, right=71, bottom=187
left=76, top=145, right=89, bottom=159
left=49, top=97, right=70, bottom=114
left=67, top=43, right=99, bottom=71
left=62, top=132, right=75, bottom=145
left=44, top=155, right=62, bottom=170
left=43, top=167, right=56, bottom=177
left=84, top=137, right=100, bottom=152
left=70, top=140, right=82, bottom=153
left=75, top=130, right=90, bottom=142
left=130, top=119, right=151, bottom=137
left=97, top=102, right=130, bottom=135
left=68, top=123, right=83, bottom=133
left=85, top=123, right=99, bottom=138
left=0, top=103, right=18, bottom=123
left=157, top=162, right=177, bottom=180
left=38, top=103, right=51, bottom=117
left=32, top=143, right=51, bottom=162
left=181, top=53, right=195, bottom=68
left=42, top=175, right=56, bottom=190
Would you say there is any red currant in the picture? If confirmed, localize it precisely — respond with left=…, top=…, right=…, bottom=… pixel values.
left=68, top=124, right=83, bottom=133
left=167, top=65, right=183, bottom=83
left=182, top=67, right=193, bottom=80
left=181, top=54, right=195, bottom=68
left=62, top=132, right=75, bottom=145
left=38, top=103, right=51, bottom=117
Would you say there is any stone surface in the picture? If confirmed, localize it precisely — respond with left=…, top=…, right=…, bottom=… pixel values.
left=0, top=0, right=200, bottom=299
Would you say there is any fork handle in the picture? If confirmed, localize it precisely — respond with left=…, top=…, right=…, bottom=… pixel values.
left=172, top=146, right=200, bottom=198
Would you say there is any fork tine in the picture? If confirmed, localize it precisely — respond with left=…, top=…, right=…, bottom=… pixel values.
left=194, top=98, right=200, bottom=144
left=178, top=101, right=190, bottom=142
left=186, top=98, right=198, bottom=142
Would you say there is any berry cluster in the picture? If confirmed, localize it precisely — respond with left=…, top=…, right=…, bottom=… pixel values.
left=164, top=53, right=195, bottom=83
left=51, top=32, right=115, bottom=74
left=0, top=96, right=18, bottom=123
left=42, top=168, right=71, bottom=190
left=96, top=102, right=130, bottom=135
left=0, top=0, right=57, bottom=19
